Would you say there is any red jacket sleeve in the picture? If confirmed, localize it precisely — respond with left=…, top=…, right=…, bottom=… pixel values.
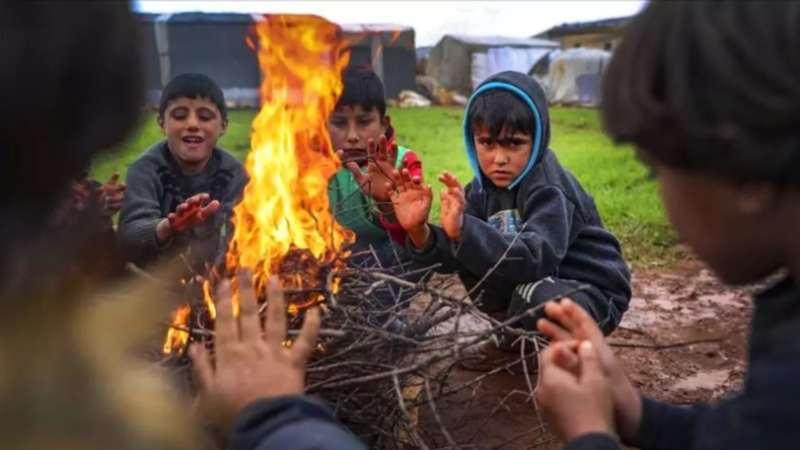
left=380, top=150, right=423, bottom=246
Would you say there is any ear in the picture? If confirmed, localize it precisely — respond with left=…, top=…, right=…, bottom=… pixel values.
left=381, top=114, right=391, bottom=134
left=220, top=119, right=228, bottom=137
left=157, top=115, right=166, bottom=135
left=736, top=182, right=777, bottom=215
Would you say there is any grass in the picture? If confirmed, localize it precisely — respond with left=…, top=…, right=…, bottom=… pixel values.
left=94, top=107, right=676, bottom=267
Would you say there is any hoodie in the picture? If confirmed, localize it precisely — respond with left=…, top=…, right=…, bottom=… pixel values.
left=408, top=71, right=631, bottom=316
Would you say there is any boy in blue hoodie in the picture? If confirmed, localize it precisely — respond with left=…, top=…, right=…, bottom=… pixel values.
left=391, top=71, right=631, bottom=370
left=534, top=2, right=800, bottom=450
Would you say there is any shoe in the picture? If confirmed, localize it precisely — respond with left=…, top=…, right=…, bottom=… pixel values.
left=456, top=337, right=521, bottom=372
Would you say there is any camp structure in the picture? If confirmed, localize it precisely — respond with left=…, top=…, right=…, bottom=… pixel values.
left=425, top=35, right=559, bottom=95
left=137, top=13, right=417, bottom=108
left=529, top=48, right=611, bottom=107
left=534, top=16, right=631, bottom=51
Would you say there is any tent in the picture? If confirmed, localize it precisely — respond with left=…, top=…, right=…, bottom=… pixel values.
left=531, top=48, right=611, bottom=107
left=425, top=35, right=559, bottom=95
left=137, top=13, right=417, bottom=107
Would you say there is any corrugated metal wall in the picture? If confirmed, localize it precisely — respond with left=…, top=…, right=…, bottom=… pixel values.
left=138, top=13, right=417, bottom=107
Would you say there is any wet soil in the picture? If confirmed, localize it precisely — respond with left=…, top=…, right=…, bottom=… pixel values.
left=410, top=261, right=752, bottom=450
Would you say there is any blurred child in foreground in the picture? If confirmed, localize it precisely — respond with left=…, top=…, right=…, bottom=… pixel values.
left=534, top=2, right=800, bottom=450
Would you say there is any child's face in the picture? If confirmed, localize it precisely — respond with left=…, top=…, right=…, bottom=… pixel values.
left=646, top=154, right=782, bottom=285
left=473, top=126, right=532, bottom=188
left=328, top=104, right=388, bottom=164
left=158, top=97, right=227, bottom=169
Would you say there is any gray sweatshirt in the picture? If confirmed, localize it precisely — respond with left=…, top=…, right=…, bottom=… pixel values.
left=117, top=141, right=246, bottom=272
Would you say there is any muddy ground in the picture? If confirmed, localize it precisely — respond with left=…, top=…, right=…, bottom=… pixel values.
left=411, top=261, right=753, bottom=450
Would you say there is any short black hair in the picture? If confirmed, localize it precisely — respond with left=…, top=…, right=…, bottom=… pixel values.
left=467, top=90, right=535, bottom=139
left=336, top=65, right=387, bottom=117
left=159, top=73, right=228, bottom=120
left=601, top=1, right=800, bottom=185
left=0, top=1, right=143, bottom=230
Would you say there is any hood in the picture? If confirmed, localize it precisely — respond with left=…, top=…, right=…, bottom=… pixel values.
left=463, top=71, right=551, bottom=191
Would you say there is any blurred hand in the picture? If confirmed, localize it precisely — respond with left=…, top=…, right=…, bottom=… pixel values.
left=536, top=341, right=616, bottom=443
left=337, top=135, right=398, bottom=210
left=537, top=299, right=642, bottom=441
left=190, top=271, right=321, bottom=431
left=99, top=172, right=127, bottom=217
left=168, top=194, right=220, bottom=232
left=390, top=168, right=433, bottom=248
left=438, top=171, right=465, bottom=241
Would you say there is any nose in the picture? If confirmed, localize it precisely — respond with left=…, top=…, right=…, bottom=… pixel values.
left=186, top=112, right=200, bottom=130
left=493, top=148, right=510, bottom=165
left=345, top=123, right=360, bottom=146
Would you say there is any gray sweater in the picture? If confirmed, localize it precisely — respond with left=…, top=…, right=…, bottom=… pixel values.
left=117, top=141, right=246, bottom=272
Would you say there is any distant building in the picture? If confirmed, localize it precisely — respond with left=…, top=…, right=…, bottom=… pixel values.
left=534, top=16, right=631, bottom=51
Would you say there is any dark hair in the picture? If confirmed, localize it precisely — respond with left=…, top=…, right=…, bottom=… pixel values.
left=159, top=73, right=228, bottom=120
left=336, top=65, right=387, bottom=117
left=601, top=1, right=800, bottom=185
left=467, top=90, right=535, bottom=138
left=0, top=1, right=143, bottom=236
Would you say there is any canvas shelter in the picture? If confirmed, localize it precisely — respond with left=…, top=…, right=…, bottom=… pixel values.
left=425, top=35, right=559, bottom=95
left=137, top=13, right=417, bottom=107
left=530, top=48, right=611, bottom=107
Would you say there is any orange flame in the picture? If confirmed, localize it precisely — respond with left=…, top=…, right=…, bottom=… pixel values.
left=162, top=14, right=355, bottom=356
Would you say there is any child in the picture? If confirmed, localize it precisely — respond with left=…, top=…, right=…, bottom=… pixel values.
left=117, top=73, right=246, bottom=274
left=534, top=2, right=800, bottom=449
left=391, top=71, right=631, bottom=369
left=327, top=65, right=426, bottom=333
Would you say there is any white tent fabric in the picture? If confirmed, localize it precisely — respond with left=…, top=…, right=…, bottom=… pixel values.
left=471, top=47, right=552, bottom=90
left=536, top=48, right=611, bottom=107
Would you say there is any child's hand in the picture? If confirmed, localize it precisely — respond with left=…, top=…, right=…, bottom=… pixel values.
left=190, top=271, right=321, bottom=431
left=538, top=299, right=642, bottom=441
left=337, top=136, right=398, bottom=210
left=438, top=171, right=465, bottom=241
left=99, top=172, right=127, bottom=217
left=537, top=341, right=615, bottom=443
left=390, top=168, right=433, bottom=248
left=167, top=193, right=220, bottom=233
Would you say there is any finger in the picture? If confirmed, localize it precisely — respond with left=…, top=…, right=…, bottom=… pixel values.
left=543, top=301, right=572, bottom=330
left=106, top=172, right=120, bottom=186
left=377, top=135, right=388, bottom=162
left=199, top=201, right=221, bottom=220
left=552, top=341, right=581, bottom=373
left=336, top=149, right=345, bottom=160
left=389, top=141, right=398, bottom=165
left=577, top=341, right=604, bottom=382
left=176, top=203, right=190, bottom=214
left=264, top=276, right=288, bottom=349
left=423, top=184, right=433, bottom=200
left=189, top=343, right=215, bottom=391
left=392, top=170, right=406, bottom=193
left=291, top=307, right=321, bottom=364
left=367, top=138, right=376, bottom=159
left=237, top=270, right=261, bottom=343
left=386, top=181, right=396, bottom=199
left=214, top=280, right=239, bottom=348
left=536, top=317, right=573, bottom=342
left=400, top=168, right=413, bottom=188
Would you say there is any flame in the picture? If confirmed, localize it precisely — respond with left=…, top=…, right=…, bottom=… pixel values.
left=371, top=28, right=403, bottom=68
left=163, top=305, right=191, bottom=355
left=162, top=14, right=354, bottom=356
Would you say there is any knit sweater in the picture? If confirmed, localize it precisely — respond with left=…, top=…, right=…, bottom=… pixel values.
left=117, top=141, right=246, bottom=272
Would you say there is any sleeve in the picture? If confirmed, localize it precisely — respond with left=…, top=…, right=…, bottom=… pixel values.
left=453, top=185, right=581, bottom=285
left=229, top=395, right=369, bottom=450
left=626, top=396, right=706, bottom=450
left=563, top=433, right=621, bottom=450
left=379, top=150, right=424, bottom=246
left=116, top=162, right=170, bottom=265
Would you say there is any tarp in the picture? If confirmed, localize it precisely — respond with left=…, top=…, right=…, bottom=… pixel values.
left=426, top=35, right=559, bottom=95
left=534, top=48, right=611, bottom=107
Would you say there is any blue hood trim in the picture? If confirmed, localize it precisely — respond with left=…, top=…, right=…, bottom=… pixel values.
left=462, top=81, right=544, bottom=191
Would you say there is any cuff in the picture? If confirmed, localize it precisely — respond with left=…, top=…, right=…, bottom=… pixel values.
left=564, top=433, right=620, bottom=450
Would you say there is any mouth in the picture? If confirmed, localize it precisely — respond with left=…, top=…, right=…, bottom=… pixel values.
left=341, top=148, right=368, bottom=165
left=492, top=170, right=514, bottom=179
left=182, top=136, right=205, bottom=148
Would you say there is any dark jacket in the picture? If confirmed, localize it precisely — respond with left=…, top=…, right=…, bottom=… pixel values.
left=229, top=395, right=368, bottom=450
left=117, top=141, right=246, bottom=273
left=408, top=71, right=631, bottom=314
left=564, top=275, right=800, bottom=450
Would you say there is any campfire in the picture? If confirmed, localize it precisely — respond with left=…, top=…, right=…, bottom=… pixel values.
left=163, top=14, right=354, bottom=357
left=154, top=14, right=560, bottom=450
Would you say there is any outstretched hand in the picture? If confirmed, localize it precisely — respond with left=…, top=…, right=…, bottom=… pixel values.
left=167, top=193, right=220, bottom=234
left=438, top=171, right=465, bottom=241
left=537, top=299, right=642, bottom=441
left=337, top=135, right=398, bottom=209
left=190, top=271, right=321, bottom=431
left=390, top=167, right=432, bottom=248
left=99, top=172, right=127, bottom=217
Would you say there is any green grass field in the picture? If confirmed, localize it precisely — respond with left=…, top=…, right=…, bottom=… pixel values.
left=93, top=107, right=675, bottom=266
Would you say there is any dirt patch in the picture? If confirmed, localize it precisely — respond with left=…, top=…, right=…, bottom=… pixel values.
left=411, top=261, right=751, bottom=450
